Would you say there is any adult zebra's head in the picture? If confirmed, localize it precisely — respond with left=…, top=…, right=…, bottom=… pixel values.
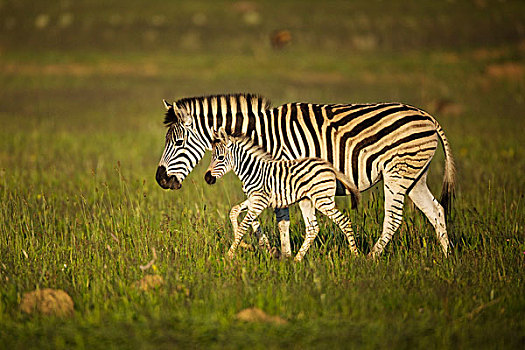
left=205, top=127, right=234, bottom=185
left=156, top=100, right=207, bottom=190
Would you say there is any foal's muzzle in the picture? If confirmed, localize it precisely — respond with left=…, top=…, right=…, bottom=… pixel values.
left=156, top=165, right=182, bottom=190
left=204, top=171, right=216, bottom=185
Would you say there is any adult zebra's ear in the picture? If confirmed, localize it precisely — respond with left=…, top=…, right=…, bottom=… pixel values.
left=163, top=99, right=173, bottom=110
left=177, top=106, right=193, bottom=127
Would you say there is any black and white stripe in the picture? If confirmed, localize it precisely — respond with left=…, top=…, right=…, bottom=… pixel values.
left=156, top=93, right=455, bottom=257
left=206, top=128, right=360, bottom=261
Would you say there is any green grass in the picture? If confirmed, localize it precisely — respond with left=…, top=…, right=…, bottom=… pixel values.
left=1, top=1, right=524, bottom=348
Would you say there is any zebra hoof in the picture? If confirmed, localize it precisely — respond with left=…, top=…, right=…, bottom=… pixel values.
left=367, top=251, right=379, bottom=260
left=269, top=247, right=281, bottom=260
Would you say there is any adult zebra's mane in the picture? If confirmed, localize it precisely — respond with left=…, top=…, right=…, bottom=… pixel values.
left=163, top=107, right=180, bottom=127
left=229, top=134, right=276, bottom=162
left=164, top=93, right=272, bottom=127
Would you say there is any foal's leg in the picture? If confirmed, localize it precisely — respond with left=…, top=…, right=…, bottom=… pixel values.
left=228, top=193, right=269, bottom=259
left=229, top=200, right=248, bottom=233
left=230, top=200, right=270, bottom=251
left=250, top=221, right=271, bottom=251
left=314, top=196, right=359, bottom=256
left=294, top=199, right=319, bottom=261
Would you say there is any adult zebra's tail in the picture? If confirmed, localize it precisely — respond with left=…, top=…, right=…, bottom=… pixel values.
left=435, top=121, right=456, bottom=216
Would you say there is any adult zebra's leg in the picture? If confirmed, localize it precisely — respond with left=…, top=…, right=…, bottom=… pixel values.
left=228, top=194, right=269, bottom=259
left=370, top=178, right=407, bottom=258
left=314, top=198, right=359, bottom=256
left=275, top=208, right=292, bottom=258
left=295, top=199, right=319, bottom=261
left=408, top=172, right=450, bottom=256
left=230, top=201, right=270, bottom=251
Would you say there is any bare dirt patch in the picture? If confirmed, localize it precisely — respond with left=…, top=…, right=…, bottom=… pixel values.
left=20, top=288, right=74, bottom=317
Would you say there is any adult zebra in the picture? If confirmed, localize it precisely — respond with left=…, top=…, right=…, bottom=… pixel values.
left=156, top=93, right=455, bottom=257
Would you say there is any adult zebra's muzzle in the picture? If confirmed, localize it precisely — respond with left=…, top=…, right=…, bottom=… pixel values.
left=204, top=171, right=216, bottom=185
left=156, top=165, right=182, bottom=190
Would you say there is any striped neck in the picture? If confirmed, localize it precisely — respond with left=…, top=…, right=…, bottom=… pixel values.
left=229, top=137, right=274, bottom=193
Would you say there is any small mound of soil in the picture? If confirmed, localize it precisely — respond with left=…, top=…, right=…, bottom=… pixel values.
left=20, top=288, right=74, bottom=317
left=236, top=307, right=287, bottom=325
left=135, top=274, right=164, bottom=291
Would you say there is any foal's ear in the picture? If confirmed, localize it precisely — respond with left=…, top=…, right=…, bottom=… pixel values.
left=211, top=129, right=219, bottom=140
left=218, top=127, right=230, bottom=145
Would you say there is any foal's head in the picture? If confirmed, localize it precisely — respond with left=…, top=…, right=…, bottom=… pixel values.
left=205, top=127, right=234, bottom=185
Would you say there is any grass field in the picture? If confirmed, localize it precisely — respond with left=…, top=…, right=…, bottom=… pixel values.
left=1, top=1, right=524, bottom=348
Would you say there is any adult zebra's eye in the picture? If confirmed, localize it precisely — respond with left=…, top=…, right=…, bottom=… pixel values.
left=175, top=140, right=184, bottom=146
left=218, top=155, right=225, bottom=161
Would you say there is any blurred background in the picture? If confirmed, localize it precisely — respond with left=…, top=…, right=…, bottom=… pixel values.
left=1, top=1, right=524, bottom=347
left=2, top=1, right=524, bottom=114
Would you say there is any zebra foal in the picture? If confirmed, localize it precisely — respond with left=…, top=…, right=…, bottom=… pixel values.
left=206, top=128, right=360, bottom=261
